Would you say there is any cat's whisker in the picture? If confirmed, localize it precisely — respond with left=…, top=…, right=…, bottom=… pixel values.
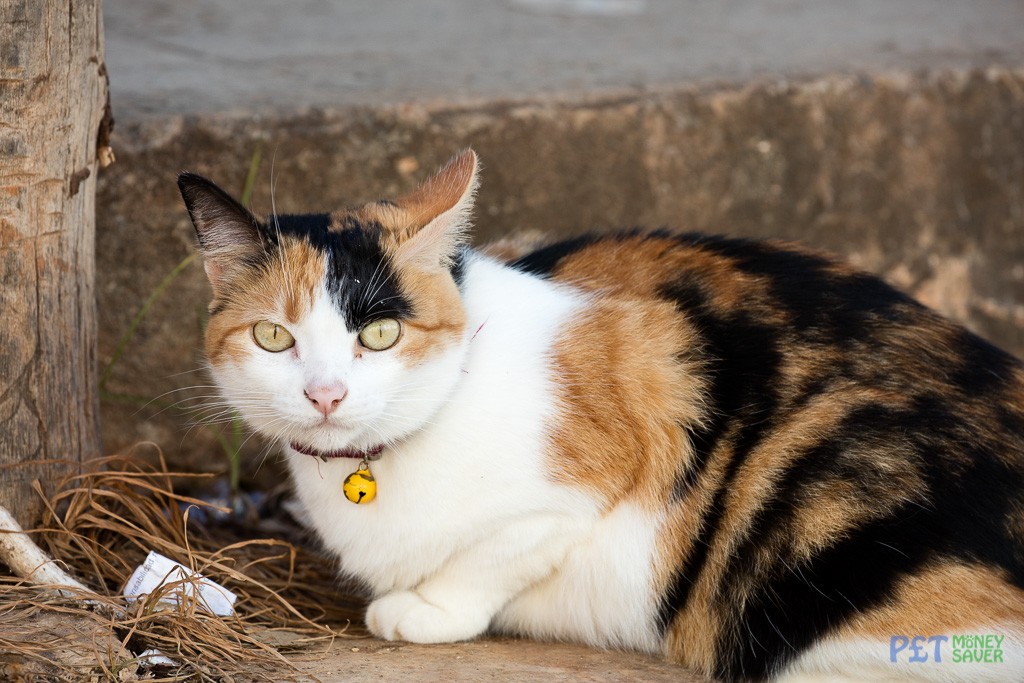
left=165, top=395, right=255, bottom=408
left=178, top=407, right=265, bottom=443
left=185, top=409, right=265, bottom=426
left=253, top=438, right=284, bottom=479
left=139, top=384, right=275, bottom=410
left=174, top=402, right=273, bottom=422
left=183, top=398, right=272, bottom=408
left=160, top=367, right=210, bottom=380
left=193, top=410, right=273, bottom=421
left=360, top=421, right=399, bottom=448
left=358, top=256, right=387, bottom=311
left=126, top=385, right=229, bottom=414
left=382, top=398, right=457, bottom=404
left=373, top=412, right=440, bottom=429
left=183, top=400, right=275, bottom=419
left=268, top=151, right=298, bottom=311
left=364, top=268, right=398, bottom=315
left=183, top=415, right=270, bottom=435
left=366, top=294, right=407, bottom=313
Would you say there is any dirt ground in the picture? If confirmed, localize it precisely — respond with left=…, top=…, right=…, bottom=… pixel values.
left=291, top=636, right=711, bottom=682
left=0, top=609, right=709, bottom=682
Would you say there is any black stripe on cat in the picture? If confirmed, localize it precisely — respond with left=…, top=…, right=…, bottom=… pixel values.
left=510, top=234, right=601, bottom=276
left=732, top=501, right=933, bottom=680
left=656, top=277, right=786, bottom=631
left=950, top=328, right=1021, bottom=396
left=715, top=402, right=931, bottom=678
left=677, top=233, right=923, bottom=346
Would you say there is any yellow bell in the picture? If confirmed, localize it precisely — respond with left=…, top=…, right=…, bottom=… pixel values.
left=343, top=466, right=376, bottom=504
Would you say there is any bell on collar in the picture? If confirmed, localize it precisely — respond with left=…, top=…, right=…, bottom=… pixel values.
left=343, top=464, right=376, bottom=504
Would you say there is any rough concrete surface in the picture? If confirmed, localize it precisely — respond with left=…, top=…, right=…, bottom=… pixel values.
left=104, top=0, right=1024, bottom=118
left=96, top=70, right=1024, bottom=473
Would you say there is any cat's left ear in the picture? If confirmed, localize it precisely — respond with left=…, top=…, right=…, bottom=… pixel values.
left=391, top=149, right=479, bottom=270
left=177, top=172, right=266, bottom=294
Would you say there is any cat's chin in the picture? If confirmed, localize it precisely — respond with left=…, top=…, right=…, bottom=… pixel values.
left=288, top=440, right=385, bottom=461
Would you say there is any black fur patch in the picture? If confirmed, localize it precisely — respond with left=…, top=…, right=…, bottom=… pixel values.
left=950, top=328, right=1021, bottom=396
left=450, top=246, right=468, bottom=289
left=676, top=233, right=921, bottom=346
left=510, top=234, right=600, bottom=277
left=268, top=213, right=414, bottom=330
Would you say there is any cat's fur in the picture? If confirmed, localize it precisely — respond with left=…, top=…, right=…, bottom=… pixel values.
left=179, top=150, right=1024, bottom=682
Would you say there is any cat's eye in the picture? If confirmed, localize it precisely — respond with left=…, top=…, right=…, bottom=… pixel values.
left=359, top=318, right=401, bottom=351
left=252, top=321, right=295, bottom=352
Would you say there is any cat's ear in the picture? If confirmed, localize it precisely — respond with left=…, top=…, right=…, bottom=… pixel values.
left=392, top=149, right=479, bottom=270
left=177, top=172, right=265, bottom=291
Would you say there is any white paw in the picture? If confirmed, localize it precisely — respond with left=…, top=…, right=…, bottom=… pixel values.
left=365, top=590, right=489, bottom=643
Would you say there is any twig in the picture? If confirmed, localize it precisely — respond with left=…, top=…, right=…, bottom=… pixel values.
left=0, top=503, right=93, bottom=596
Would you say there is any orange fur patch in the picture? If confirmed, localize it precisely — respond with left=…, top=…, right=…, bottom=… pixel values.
left=840, top=561, right=1024, bottom=639
left=543, top=234, right=757, bottom=311
left=730, top=388, right=923, bottom=562
left=546, top=290, right=722, bottom=669
left=548, top=295, right=707, bottom=507
left=392, top=265, right=466, bottom=365
left=205, top=238, right=325, bottom=366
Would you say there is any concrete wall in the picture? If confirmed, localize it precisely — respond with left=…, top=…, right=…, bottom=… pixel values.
left=96, top=69, right=1024, bottom=473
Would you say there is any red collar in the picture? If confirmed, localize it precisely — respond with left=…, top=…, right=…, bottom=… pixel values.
left=290, top=441, right=385, bottom=461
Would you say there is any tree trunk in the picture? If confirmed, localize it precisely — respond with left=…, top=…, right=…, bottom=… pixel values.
left=0, top=0, right=109, bottom=526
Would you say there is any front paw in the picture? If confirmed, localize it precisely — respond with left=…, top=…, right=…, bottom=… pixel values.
left=366, top=590, right=490, bottom=643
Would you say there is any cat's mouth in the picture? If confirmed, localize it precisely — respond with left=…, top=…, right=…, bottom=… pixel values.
left=289, top=441, right=385, bottom=461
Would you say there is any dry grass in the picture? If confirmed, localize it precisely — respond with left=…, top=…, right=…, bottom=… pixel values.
left=0, top=453, right=367, bottom=682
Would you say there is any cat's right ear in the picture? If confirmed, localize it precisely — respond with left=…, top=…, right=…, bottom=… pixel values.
left=177, top=172, right=265, bottom=292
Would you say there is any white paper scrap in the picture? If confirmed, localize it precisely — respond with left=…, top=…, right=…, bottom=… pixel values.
left=136, top=648, right=177, bottom=667
left=123, top=550, right=236, bottom=616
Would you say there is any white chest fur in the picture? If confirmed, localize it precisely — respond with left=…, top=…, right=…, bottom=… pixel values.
left=286, top=254, right=662, bottom=651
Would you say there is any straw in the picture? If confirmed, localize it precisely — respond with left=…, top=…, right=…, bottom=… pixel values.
left=0, top=452, right=367, bottom=681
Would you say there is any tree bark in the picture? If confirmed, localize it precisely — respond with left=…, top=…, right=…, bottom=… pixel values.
left=0, top=0, right=108, bottom=526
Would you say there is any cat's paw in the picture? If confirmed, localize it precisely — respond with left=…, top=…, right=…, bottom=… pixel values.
left=366, top=590, right=490, bottom=643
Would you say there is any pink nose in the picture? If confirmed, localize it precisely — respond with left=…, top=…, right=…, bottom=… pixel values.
left=304, top=383, right=348, bottom=416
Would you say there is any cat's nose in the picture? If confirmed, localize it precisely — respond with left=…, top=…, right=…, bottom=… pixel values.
left=304, top=383, right=348, bottom=416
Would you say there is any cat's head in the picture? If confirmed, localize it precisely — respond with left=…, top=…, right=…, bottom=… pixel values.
left=177, top=149, right=478, bottom=459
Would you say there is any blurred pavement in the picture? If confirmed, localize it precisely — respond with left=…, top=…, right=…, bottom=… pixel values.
left=104, top=0, right=1024, bottom=117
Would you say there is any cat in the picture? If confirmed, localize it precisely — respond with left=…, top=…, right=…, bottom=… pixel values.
left=178, top=149, right=1024, bottom=682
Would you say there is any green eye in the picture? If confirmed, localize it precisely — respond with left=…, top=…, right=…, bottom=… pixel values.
left=252, top=321, right=295, bottom=352
left=359, top=318, right=401, bottom=351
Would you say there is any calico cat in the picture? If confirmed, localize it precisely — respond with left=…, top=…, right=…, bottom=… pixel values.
left=178, top=150, right=1024, bottom=682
